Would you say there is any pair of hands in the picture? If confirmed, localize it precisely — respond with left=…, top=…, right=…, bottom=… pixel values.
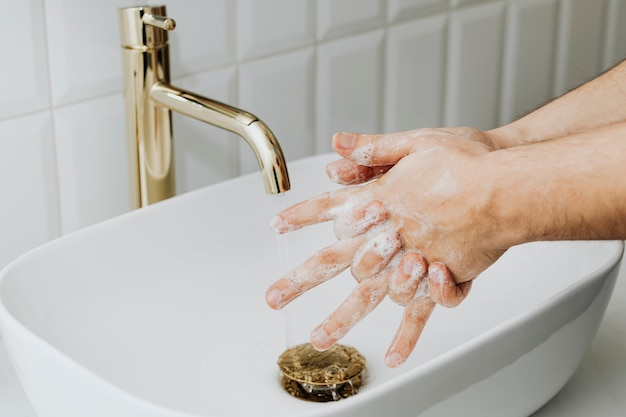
left=266, top=127, right=508, bottom=367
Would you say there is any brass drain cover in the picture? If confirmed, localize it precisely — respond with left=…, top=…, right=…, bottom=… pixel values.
left=277, top=343, right=366, bottom=402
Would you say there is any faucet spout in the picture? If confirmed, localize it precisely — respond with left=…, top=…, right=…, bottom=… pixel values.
left=119, top=5, right=290, bottom=208
left=150, top=82, right=290, bottom=195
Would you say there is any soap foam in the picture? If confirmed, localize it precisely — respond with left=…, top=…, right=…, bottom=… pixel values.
left=391, top=255, right=424, bottom=296
left=333, top=200, right=384, bottom=239
left=370, top=229, right=400, bottom=260
left=350, top=143, right=374, bottom=165
left=425, top=168, right=458, bottom=199
left=414, top=274, right=430, bottom=299
left=351, top=226, right=401, bottom=278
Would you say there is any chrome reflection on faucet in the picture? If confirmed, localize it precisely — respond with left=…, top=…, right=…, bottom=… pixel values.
left=119, top=5, right=290, bottom=208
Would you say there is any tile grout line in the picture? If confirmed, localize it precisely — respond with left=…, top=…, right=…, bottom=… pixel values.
left=40, top=0, right=65, bottom=238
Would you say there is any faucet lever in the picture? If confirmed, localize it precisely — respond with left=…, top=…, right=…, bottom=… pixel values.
left=142, top=13, right=176, bottom=31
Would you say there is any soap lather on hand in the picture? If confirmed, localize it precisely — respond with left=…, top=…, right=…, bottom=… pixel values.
left=266, top=129, right=487, bottom=368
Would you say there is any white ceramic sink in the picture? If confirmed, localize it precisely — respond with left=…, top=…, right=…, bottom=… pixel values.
left=0, top=153, right=623, bottom=417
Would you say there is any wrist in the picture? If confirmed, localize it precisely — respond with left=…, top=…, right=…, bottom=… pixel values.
left=480, top=149, right=542, bottom=248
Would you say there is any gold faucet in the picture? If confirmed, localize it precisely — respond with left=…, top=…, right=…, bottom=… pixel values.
left=119, top=5, right=290, bottom=208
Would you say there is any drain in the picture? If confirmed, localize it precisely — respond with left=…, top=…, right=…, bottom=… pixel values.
left=277, top=343, right=366, bottom=402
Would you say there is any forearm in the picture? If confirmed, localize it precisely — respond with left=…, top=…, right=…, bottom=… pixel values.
left=486, top=121, right=626, bottom=247
left=487, top=59, right=626, bottom=149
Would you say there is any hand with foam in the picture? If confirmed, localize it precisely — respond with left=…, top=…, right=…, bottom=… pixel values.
left=266, top=128, right=506, bottom=367
left=325, top=127, right=498, bottom=185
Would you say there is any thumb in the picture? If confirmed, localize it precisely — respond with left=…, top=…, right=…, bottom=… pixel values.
left=332, top=131, right=418, bottom=166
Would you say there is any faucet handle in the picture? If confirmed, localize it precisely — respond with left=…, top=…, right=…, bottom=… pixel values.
left=142, top=13, right=176, bottom=31
left=119, top=6, right=174, bottom=49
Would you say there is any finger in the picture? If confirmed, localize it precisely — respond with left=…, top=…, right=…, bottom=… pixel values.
left=332, top=132, right=413, bottom=166
left=385, top=296, right=436, bottom=368
left=310, top=273, right=389, bottom=350
left=388, top=251, right=428, bottom=306
left=325, top=158, right=393, bottom=185
left=427, top=262, right=472, bottom=308
left=270, top=188, right=359, bottom=234
left=333, top=200, right=387, bottom=239
left=350, top=226, right=402, bottom=282
left=265, top=237, right=363, bottom=309
left=332, top=129, right=459, bottom=166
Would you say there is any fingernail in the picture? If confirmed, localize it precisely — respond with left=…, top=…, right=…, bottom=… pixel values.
left=403, top=257, right=417, bottom=276
left=311, top=326, right=331, bottom=349
left=429, top=266, right=444, bottom=285
left=385, top=351, right=404, bottom=368
left=266, top=289, right=283, bottom=309
left=363, top=200, right=385, bottom=222
left=325, top=163, right=341, bottom=183
left=270, top=215, right=284, bottom=233
left=335, top=132, right=356, bottom=151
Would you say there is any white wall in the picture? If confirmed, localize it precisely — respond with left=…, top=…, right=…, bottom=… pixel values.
left=1, top=0, right=625, bottom=269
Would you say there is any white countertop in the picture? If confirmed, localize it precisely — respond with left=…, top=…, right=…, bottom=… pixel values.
left=2, top=265, right=625, bottom=416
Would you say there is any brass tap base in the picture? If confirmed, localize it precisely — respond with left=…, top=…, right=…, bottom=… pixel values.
left=277, top=343, right=366, bottom=402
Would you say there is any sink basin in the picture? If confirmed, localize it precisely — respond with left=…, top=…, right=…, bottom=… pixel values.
left=0, top=153, right=623, bottom=417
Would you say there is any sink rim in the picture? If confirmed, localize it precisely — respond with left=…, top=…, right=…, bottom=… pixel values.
left=1, top=237, right=622, bottom=417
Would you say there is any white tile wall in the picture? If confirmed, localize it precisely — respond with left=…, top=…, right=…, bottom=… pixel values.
left=317, top=30, right=385, bottom=152
left=384, top=14, right=447, bottom=132
left=603, top=0, right=626, bottom=69
left=165, top=0, right=236, bottom=76
left=317, top=0, right=385, bottom=41
left=0, top=113, right=60, bottom=268
left=44, top=0, right=132, bottom=106
left=1, top=0, right=625, bottom=269
left=0, top=1, right=50, bottom=120
left=553, top=0, right=607, bottom=96
left=451, top=0, right=491, bottom=7
left=499, top=0, right=558, bottom=124
left=445, top=1, right=506, bottom=129
left=53, top=94, right=129, bottom=234
left=237, top=0, right=315, bottom=60
left=387, top=0, right=448, bottom=23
